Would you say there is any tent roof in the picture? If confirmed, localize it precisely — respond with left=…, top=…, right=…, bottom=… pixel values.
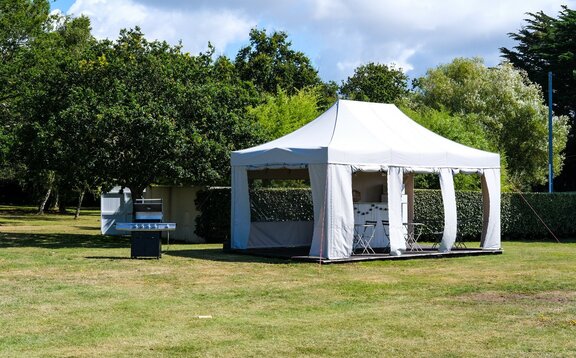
left=231, top=99, right=499, bottom=169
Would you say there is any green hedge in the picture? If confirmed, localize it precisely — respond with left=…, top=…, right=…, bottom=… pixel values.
left=194, top=187, right=312, bottom=243
left=194, top=188, right=231, bottom=243
left=414, top=190, right=484, bottom=240
left=195, top=187, right=576, bottom=242
left=415, top=190, right=576, bottom=240
left=250, top=188, right=313, bottom=222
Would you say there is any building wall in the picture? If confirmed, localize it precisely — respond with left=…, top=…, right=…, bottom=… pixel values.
left=144, top=186, right=205, bottom=243
left=100, top=187, right=132, bottom=235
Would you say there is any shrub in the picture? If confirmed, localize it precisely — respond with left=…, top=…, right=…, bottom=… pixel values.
left=194, top=188, right=231, bottom=243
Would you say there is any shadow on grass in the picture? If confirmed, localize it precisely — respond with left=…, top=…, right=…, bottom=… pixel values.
left=0, top=232, right=129, bottom=249
left=0, top=232, right=290, bottom=264
left=164, top=248, right=293, bottom=264
left=502, top=237, right=576, bottom=244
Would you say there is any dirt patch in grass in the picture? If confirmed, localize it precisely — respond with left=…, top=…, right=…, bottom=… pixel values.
left=462, top=290, right=576, bottom=303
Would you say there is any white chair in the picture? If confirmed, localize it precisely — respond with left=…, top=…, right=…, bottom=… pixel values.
left=353, top=220, right=377, bottom=255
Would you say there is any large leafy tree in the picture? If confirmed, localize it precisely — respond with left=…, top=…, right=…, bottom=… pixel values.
left=65, top=29, right=261, bottom=199
left=12, top=15, right=96, bottom=213
left=235, top=28, right=323, bottom=95
left=174, top=54, right=263, bottom=186
left=501, top=6, right=576, bottom=190
left=412, top=57, right=569, bottom=189
left=0, top=0, right=50, bottom=171
left=340, top=62, right=409, bottom=103
left=0, top=0, right=49, bottom=61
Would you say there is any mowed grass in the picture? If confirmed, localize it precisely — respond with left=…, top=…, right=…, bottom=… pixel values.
left=0, top=206, right=575, bottom=357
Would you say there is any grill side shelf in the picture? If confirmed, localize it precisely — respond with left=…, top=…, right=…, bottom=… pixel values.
left=116, top=222, right=177, bottom=231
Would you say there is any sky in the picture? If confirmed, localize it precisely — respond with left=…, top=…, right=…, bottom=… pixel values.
left=50, top=0, right=576, bottom=83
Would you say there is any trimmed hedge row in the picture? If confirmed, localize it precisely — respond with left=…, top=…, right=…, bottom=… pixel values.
left=415, top=190, right=576, bottom=240
left=194, top=187, right=313, bottom=243
left=414, top=190, right=484, bottom=240
left=195, top=187, right=576, bottom=242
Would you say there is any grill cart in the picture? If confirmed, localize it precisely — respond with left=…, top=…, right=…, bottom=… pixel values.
left=116, top=199, right=176, bottom=259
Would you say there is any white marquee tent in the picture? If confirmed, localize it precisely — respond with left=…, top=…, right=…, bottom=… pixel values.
left=230, top=100, right=501, bottom=259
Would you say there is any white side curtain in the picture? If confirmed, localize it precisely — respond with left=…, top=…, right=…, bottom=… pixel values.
left=309, top=164, right=354, bottom=259
left=230, top=166, right=251, bottom=249
left=387, top=167, right=406, bottom=255
left=481, top=169, right=501, bottom=249
left=438, top=168, right=457, bottom=252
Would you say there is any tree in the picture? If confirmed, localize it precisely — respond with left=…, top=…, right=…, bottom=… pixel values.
left=501, top=5, right=576, bottom=190
left=247, top=87, right=321, bottom=141
left=235, top=28, right=322, bottom=95
left=340, top=62, right=409, bottom=103
left=0, top=0, right=50, bottom=171
left=0, top=0, right=49, bottom=63
left=62, top=28, right=190, bottom=199
left=174, top=53, right=263, bottom=187
left=412, top=58, right=569, bottom=189
left=66, top=29, right=262, bottom=199
left=11, top=15, right=96, bottom=214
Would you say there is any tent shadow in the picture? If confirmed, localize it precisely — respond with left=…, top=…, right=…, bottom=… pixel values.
left=503, top=237, right=576, bottom=244
left=163, top=248, right=295, bottom=264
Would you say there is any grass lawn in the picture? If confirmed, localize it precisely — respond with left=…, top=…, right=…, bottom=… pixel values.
left=0, top=206, right=575, bottom=357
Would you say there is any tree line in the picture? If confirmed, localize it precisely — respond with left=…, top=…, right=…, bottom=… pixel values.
left=1, top=0, right=574, bottom=216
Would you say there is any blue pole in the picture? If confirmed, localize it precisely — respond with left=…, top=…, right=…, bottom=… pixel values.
left=548, top=71, right=553, bottom=193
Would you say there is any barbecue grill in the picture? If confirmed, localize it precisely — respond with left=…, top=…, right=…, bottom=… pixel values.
left=116, top=198, right=176, bottom=259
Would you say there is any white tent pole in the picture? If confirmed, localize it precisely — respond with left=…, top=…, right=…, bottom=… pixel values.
left=230, top=166, right=251, bottom=249
left=309, top=164, right=328, bottom=258
left=438, top=169, right=457, bottom=252
left=388, top=167, right=406, bottom=255
left=480, top=169, right=501, bottom=249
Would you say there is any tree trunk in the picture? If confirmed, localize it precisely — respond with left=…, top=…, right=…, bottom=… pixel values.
left=74, top=190, right=85, bottom=219
left=129, top=186, right=145, bottom=201
left=59, top=201, right=67, bottom=214
left=37, top=186, right=51, bottom=215
left=50, top=191, right=59, bottom=212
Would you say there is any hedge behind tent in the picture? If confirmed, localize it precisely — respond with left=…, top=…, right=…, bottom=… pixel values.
left=195, top=188, right=576, bottom=243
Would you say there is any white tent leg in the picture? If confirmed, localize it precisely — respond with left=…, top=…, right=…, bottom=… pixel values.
left=438, top=169, right=457, bottom=252
left=388, top=167, right=406, bottom=255
left=231, top=166, right=251, bottom=249
left=481, top=169, right=501, bottom=249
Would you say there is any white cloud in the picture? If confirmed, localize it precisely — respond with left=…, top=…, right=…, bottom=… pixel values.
left=69, top=0, right=255, bottom=54
left=61, top=0, right=576, bottom=81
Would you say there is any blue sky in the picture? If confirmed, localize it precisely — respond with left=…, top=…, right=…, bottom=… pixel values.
left=50, top=0, right=576, bottom=83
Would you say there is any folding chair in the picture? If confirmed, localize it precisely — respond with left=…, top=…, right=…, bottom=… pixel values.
left=403, top=222, right=429, bottom=252
left=353, top=220, right=377, bottom=255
